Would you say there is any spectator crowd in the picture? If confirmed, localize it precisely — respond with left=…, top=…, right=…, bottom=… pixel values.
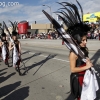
left=87, top=23, right=100, bottom=40
left=20, top=22, right=100, bottom=40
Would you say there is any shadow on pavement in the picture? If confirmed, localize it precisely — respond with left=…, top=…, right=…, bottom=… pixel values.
left=0, top=68, right=8, bottom=73
left=0, top=81, right=21, bottom=98
left=20, top=52, right=42, bottom=74
left=0, top=72, right=16, bottom=84
left=2, top=86, right=29, bottom=100
left=90, top=49, right=100, bottom=65
left=22, top=52, right=41, bottom=62
left=21, top=50, right=30, bottom=55
left=33, top=54, right=57, bottom=75
left=23, top=54, right=57, bottom=75
left=0, top=72, right=7, bottom=76
left=90, top=49, right=100, bottom=99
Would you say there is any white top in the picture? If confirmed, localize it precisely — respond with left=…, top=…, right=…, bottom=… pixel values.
left=81, top=68, right=99, bottom=100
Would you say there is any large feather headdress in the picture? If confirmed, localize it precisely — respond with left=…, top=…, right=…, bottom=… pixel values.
left=0, top=23, right=6, bottom=37
left=55, top=0, right=90, bottom=37
left=9, top=21, right=18, bottom=36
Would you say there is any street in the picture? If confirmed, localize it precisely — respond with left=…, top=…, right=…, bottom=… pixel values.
left=0, top=39, right=100, bottom=100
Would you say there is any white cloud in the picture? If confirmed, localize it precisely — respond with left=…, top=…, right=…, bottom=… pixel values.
left=0, top=4, right=50, bottom=25
left=82, top=0, right=100, bottom=13
left=40, top=0, right=48, bottom=3
left=57, top=0, right=100, bottom=14
left=0, top=0, right=100, bottom=26
left=39, top=0, right=51, bottom=3
left=0, top=4, right=23, bottom=14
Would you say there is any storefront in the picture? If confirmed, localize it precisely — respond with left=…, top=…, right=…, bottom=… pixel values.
left=83, top=12, right=100, bottom=23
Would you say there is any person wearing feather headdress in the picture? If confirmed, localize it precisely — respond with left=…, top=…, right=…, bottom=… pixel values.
left=0, top=27, right=9, bottom=66
left=55, top=1, right=93, bottom=100
left=0, top=35, right=2, bottom=61
left=42, top=0, right=99, bottom=98
left=9, top=21, right=22, bottom=75
left=42, top=0, right=95, bottom=100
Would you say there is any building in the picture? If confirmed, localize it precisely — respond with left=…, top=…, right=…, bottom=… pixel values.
left=3, top=22, right=67, bottom=37
left=31, top=23, right=53, bottom=34
left=83, top=12, right=100, bottom=23
left=30, top=23, right=67, bottom=34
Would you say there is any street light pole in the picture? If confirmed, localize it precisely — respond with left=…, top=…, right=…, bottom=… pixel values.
left=43, top=5, right=53, bottom=31
left=42, top=5, right=52, bottom=16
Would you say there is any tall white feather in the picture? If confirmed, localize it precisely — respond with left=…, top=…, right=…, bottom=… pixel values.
left=13, top=45, right=19, bottom=67
left=2, top=44, right=6, bottom=61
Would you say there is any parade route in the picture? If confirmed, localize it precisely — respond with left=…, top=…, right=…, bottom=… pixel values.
left=0, top=39, right=100, bottom=100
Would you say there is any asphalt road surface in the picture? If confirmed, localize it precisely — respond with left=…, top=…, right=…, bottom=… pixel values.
left=0, top=39, right=100, bottom=100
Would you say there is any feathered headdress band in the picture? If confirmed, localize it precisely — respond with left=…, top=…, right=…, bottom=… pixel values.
left=0, top=23, right=6, bottom=37
left=9, top=20, right=18, bottom=36
left=55, top=0, right=90, bottom=36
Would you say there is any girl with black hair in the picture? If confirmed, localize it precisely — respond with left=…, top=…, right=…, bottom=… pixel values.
left=0, top=30, right=9, bottom=67
left=9, top=32, right=22, bottom=75
left=53, top=0, right=93, bottom=99
left=69, top=34, right=93, bottom=100
left=0, top=39, right=2, bottom=61
left=8, top=21, right=22, bottom=76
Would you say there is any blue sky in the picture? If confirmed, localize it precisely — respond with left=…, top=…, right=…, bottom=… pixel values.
left=0, top=0, right=100, bottom=25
